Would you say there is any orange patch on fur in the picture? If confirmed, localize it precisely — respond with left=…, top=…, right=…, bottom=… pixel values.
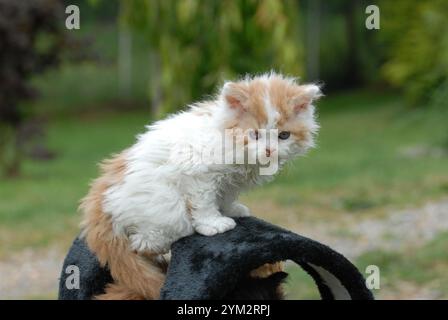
left=290, top=128, right=308, bottom=142
left=96, top=283, right=146, bottom=300
left=250, top=262, right=284, bottom=279
left=225, top=76, right=316, bottom=131
left=249, top=261, right=285, bottom=299
left=223, top=77, right=316, bottom=147
left=264, top=76, right=318, bottom=145
left=246, top=80, right=268, bottom=125
left=185, top=198, right=195, bottom=218
left=80, top=151, right=165, bottom=300
left=224, top=80, right=268, bottom=128
left=281, top=122, right=310, bottom=144
left=268, top=76, right=312, bottom=125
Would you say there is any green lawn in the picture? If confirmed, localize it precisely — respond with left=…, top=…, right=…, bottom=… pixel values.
left=3, top=22, right=444, bottom=257
left=0, top=89, right=447, bottom=298
left=284, top=231, right=448, bottom=299
left=244, top=90, right=448, bottom=226
left=1, top=89, right=447, bottom=253
left=0, top=111, right=148, bottom=255
left=356, top=232, right=448, bottom=299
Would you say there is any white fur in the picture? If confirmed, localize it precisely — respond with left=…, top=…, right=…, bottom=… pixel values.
left=102, top=73, right=320, bottom=254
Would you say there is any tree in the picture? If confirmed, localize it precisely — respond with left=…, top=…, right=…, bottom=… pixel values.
left=0, top=0, right=67, bottom=177
left=305, top=0, right=321, bottom=82
left=304, top=0, right=381, bottom=90
left=125, top=0, right=303, bottom=115
left=379, top=0, right=448, bottom=106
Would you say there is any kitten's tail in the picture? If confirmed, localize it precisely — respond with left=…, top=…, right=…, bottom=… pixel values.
left=80, top=153, right=166, bottom=299
left=81, top=211, right=166, bottom=299
left=94, top=235, right=167, bottom=300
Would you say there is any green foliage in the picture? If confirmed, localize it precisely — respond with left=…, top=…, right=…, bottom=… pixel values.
left=379, top=0, right=448, bottom=106
left=31, top=23, right=150, bottom=115
left=0, top=0, right=67, bottom=176
left=316, top=0, right=383, bottom=89
left=356, top=232, right=448, bottom=297
left=125, top=0, right=303, bottom=114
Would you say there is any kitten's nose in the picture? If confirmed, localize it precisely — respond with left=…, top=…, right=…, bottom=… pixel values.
left=266, top=148, right=276, bottom=157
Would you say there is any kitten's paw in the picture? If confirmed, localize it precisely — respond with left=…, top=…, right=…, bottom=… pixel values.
left=128, top=232, right=170, bottom=254
left=129, top=233, right=153, bottom=252
left=224, top=203, right=251, bottom=217
left=193, top=216, right=236, bottom=236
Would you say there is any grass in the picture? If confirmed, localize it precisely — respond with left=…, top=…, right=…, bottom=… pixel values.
left=1, top=89, right=447, bottom=256
left=356, top=232, right=448, bottom=299
left=284, top=263, right=321, bottom=299
left=243, top=90, right=448, bottom=226
left=0, top=22, right=152, bottom=256
left=1, top=90, right=447, bottom=299
left=1, top=22, right=447, bottom=298
left=284, top=232, right=448, bottom=299
left=0, top=111, right=148, bottom=256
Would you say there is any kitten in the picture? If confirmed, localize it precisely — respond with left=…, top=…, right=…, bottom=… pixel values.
left=80, top=72, right=321, bottom=299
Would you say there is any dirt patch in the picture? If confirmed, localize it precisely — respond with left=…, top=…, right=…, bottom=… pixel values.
left=0, top=247, right=64, bottom=299
left=296, top=198, right=448, bottom=259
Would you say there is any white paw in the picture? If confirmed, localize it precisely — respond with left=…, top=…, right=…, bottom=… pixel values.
left=193, top=216, right=236, bottom=236
left=224, top=203, right=251, bottom=217
left=129, top=233, right=153, bottom=252
left=128, top=231, right=171, bottom=254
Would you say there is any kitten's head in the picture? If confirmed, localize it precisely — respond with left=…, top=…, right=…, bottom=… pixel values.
left=219, top=73, right=322, bottom=167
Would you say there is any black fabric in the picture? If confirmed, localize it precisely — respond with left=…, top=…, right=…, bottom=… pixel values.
left=162, top=217, right=373, bottom=300
left=58, top=217, right=373, bottom=300
left=223, top=272, right=288, bottom=300
left=58, top=237, right=113, bottom=300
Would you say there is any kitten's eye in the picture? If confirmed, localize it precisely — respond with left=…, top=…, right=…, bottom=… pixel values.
left=279, top=131, right=290, bottom=140
left=249, top=130, right=259, bottom=140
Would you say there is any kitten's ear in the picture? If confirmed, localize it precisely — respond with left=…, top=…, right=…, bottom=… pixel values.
left=293, top=84, right=322, bottom=113
left=222, top=82, right=249, bottom=110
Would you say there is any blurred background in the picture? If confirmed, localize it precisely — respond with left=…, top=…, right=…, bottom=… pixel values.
left=0, top=0, right=447, bottom=299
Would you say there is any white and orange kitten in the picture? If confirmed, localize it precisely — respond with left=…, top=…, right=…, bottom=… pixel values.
left=80, top=73, right=321, bottom=299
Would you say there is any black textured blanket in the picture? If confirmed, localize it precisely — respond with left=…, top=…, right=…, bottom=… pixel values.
left=59, top=217, right=373, bottom=300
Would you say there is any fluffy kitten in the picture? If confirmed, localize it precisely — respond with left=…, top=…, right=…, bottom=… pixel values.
left=80, top=72, right=321, bottom=299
